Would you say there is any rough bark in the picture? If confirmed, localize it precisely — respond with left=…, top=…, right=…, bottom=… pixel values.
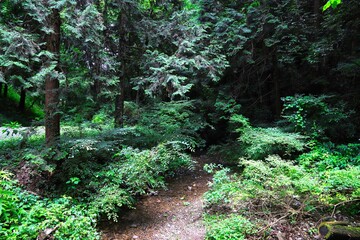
left=319, top=222, right=360, bottom=240
left=45, top=8, right=61, bottom=147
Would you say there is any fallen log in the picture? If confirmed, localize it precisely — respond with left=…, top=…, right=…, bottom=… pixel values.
left=318, top=221, right=360, bottom=240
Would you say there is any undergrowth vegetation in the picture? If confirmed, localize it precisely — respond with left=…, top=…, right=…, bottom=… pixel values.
left=0, top=101, right=198, bottom=238
left=204, top=95, right=360, bottom=239
left=1, top=93, right=359, bottom=239
left=0, top=171, right=100, bottom=239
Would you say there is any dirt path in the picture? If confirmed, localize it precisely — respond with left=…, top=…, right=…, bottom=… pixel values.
left=100, top=155, right=212, bottom=240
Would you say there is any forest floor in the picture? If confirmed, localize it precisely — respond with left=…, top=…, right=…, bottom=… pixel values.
left=99, top=155, right=213, bottom=240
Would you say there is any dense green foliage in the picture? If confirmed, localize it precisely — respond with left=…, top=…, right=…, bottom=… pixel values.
left=0, top=171, right=100, bottom=239
left=1, top=0, right=360, bottom=239
left=204, top=107, right=359, bottom=238
left=204, top=158, right=359, bottom=238
left=204, top=214, right=255, bottom=240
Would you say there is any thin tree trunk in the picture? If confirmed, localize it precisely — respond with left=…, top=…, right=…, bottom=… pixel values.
left=91, top=57, right=101, bottom=104
left=314, top=0, right=321, bottom=27
left=0, top=82, right=3, bottom=96
left=45, top=8, right=61, bottom=147
left=114, top=7, right=128, bottom=128
left=19, top=87, right=26, bottom=112
left=114, top=85, right=125, bottom=127
left=274, top=75, right=281, bottom=118
left=272, top=57, right=281, bottom=118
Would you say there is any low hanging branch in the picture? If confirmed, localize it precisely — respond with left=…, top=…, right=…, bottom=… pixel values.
left=318, top=222, right=360, bottom=240
left=331, top=199, right=360, bottom=217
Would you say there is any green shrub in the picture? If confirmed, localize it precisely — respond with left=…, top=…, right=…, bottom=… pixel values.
left=203, top=167, right=239, bottom=207
left=208, top=93, right=241, bottom=125
left=240, top=127, right=307, bottom=159
left=0, top=170, right=100, bottom=240
left=204, top=214, right=255, bottom=240
left=237, top=156, right=323, bottom=210
left=231, top=114, right=307, bottom=159
left=321, top=166, right=360, bottom=205
left=91, top=111, right=108, bottom=124
left=91, top=185, right=134, bottom=222
left=88, top=141, right=194, bottom=221
left=0, top=171, right=22, bottom=230
left=204, top=155, right=360, bottom=223
left=281, top=95, right=355, bottom=140
left=298, top=142, right=360, bottom=171
left=138, top=101, right=206, bottom=148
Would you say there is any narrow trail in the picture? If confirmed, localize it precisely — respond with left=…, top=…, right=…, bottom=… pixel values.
left=100, top=155, right=213, bottom=240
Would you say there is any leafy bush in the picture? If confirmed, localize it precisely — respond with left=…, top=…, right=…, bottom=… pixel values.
left=239, top=127, right=307, bottom=159
left=91, top=110, right=109, bottom=124
left=88, top=141, right=194, bottom=221
left=0, top=171, right=21, bottom=230
left=204, top=156, right=323, bottom=213
left=281, top=95, right=355, bottom=140
left=231, top=114, right=307, bottom=159
left=321, top=166, right=360, bottom=205
left=239, top=156, right=323, bottom=206
left=0, top=170, right=100, bottom=240
left=137, top=101, right=206, bottom=148
left=203, top=167, right=239, bottom=207
left=91, top=185, right=134, bottom=222
left=204, top=214, right=255, bottom=240
left=204, top=154, right=360, bottom=238
left=208, top=93, right=241, bottom=124
left=298, top=142, right=360, bottom=171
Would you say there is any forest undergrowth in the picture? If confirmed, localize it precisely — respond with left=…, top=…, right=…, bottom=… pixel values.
left=203, top=96, right=360, bottom=239
left=0, top=95, right=359, bottom=239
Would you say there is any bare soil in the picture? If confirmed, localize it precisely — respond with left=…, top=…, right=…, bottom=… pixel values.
left=100, top=155, right=213, bottom=240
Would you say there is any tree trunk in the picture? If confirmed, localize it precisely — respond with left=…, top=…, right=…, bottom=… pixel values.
left=114, top=7, right=128, bottom=128
left=0, top=82, right=3, bottom=96
left=19, top=87, right=26, bottom=112
left=91, top=57, right=102, bottom=105
left=273, top=75, right=281, bottom=118
left=272, top=56, right=281, bottom=118
left=114, top=86, right=125, bottom=127
left=319, top=222, right=360, bottom=240
left=314, top=0, right=320, bottom=25
left=45, top=8, right=61, bottom=147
